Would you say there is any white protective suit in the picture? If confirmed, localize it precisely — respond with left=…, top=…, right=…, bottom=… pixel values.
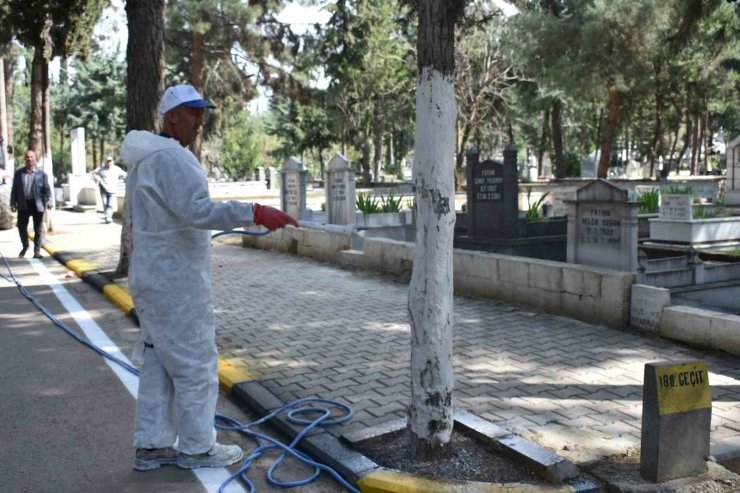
left=121, top=130, right=254, bottom=455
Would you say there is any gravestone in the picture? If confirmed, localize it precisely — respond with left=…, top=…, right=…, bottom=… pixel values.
left=68, top=127, right=88, bottom=207
left=630, top=284, right=670, bottom=334
left=325, top=153, right=356, bottom=225
left=626, top=160, right=643, bottom=179
left=280, top=157, right=307, bottom=221
left=258, top=166, right=266, bottom=186
left=580, top=154, right=597, bottom=179
left=267, top=166, right=278, bottom=189
left=567, top=179, right=641, bottom=272
left=549, top=189, right=577, bottom=218
left=640, top=360, right=711, bottom=482
left=660, top=194, right=692, bottom=221
left=71, top=128, right=86, bottom=175
left=465, top=145, right=519, bottom=239
left=541, top=156, right=553, bottom=178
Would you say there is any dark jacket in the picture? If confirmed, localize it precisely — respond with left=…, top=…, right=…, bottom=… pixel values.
left=10, top=167, right=52, bottom=211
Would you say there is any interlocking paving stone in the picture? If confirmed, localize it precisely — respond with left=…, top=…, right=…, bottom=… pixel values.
left=208, top=244, right=740, bottom=459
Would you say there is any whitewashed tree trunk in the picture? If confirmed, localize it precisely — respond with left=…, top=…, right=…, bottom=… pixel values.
left=407, top=0, right=461, bottom=461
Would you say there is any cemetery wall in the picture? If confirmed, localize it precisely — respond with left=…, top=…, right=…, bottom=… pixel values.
left=349, top=237, right=635, bottom=329
left=522, top=177, right=723, bottom=217
left=240, top=225, right=352, bottom=263
left=240, top=227, right=633, bottom=328
left=660, top=306, right=740, bottom=356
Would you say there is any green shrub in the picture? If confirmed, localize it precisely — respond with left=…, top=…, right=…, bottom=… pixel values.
left=662, top=185, right=694, bottom=196
left=525, top=186, right=550, bottom=222
left=637, top=189, right=660, bottom=214
left=564, top=153, right=581, bottom=178
left=356, top=193, right=380, bottom=214
left=380, top=192, right=403, bottom=213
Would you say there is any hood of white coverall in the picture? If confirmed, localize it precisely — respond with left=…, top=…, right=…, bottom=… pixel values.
left=120, top=130, right=254, bottom=356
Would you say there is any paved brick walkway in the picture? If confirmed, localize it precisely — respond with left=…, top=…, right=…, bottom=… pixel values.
left=210, top=244, right=740, bottom=463
left=11, top=210, right=740, bottom=464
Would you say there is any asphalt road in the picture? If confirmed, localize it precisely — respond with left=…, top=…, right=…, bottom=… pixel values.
left=0, top=255, right=346, bottom=493
left=0, top=258, right=210, bottom=493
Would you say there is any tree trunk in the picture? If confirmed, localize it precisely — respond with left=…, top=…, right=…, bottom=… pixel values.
left=100, top=138, right=106, bottom=169
left=699, top=110, right=707, bottom=174
left=701, top=105, right=711, bottom=175
left=672, top=100, right=692, bottom=178
left=4, top=49, right=14, bottom=151
left=42, top=62, right=54, bottom=230
left=667, top=115, right=680, bottom=170
left=361, top=136, right=372, bottom=186
left=690, top=112, right=699, bottom=175
left=0, top=57, right=7, bottom=170
left=318, top=146, right=325, bottom=180
left=696, top=115, right=706, bottom=175
left=594, top=108, right=603, bottom=163
left=703, top=108, right=711, bottom=173
left=455, top=120, right=472, bottom=190
left=649, top=63, right=664, bottom=178
left=624, top=124, right=629, bottom=163
left=118, top=0, right=166, bottom=277
left=190, top=30, right=204, bottom=160
left=408, top=0, right=459, bottom=461
left=92, top=138, right=97, bottom=170
left=537, top=108, right=549, bottom=177
left=373, top=111, right=383, bottom=181
left=42, top=56, right=54, bottom=217
left=597, top=86, right=620, bottom=179
left=29, top=48, right=45, bottom=156
left=551, top=99, right=565, bottom=178
left=593, top=108, right=602, bottom=153
left=638, top=107, right=644, bottom=165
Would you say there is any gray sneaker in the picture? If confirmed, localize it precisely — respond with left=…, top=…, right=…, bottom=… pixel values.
left=134, top=447, right=179, bottom=471
left=177, top=443, right=244, bottom=470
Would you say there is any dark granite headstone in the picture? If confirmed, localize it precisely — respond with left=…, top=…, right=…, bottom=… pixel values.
left=640, top=360, right=712, bottom=482
left=465, top=145, right=519, bottom=239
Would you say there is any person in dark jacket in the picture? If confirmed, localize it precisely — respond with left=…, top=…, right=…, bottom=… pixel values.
left=10, top=150, right=52, bottom=258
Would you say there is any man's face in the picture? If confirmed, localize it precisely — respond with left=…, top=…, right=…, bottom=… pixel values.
left=170, top=105, right=205, bottom=147
left=25, top=151, right=36, bottom=168
left=105, top=159, right=113, bottom=168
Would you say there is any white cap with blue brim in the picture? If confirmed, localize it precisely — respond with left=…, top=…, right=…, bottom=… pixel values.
left=159, top=84, right=215, bottom=115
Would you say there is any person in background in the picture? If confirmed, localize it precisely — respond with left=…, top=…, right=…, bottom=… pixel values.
left=92, top=156, right=127, bottom=224
left=9, top=150, right=52, bottom=258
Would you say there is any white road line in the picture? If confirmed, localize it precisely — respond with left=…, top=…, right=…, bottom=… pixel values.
left=28, top=259, right=246, bottom=493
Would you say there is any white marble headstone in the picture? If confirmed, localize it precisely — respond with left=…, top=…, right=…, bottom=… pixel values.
left=630, top=284, right=670, bottom=334
left=567, top=179, right=640, bottom=272
left=70, top=127, right=86, bottom=175
left=280, top=157, right=307, bottom=221
left=325, top=153, right=356, bottom=225
left=660, top=194, right=692, bottom=221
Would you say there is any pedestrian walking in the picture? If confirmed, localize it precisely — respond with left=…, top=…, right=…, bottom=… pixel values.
left=9, top=150, right=53, bottom=258
left=122, top=84, right=297, bottom=472
left=92, top=156, right=127, bottom=224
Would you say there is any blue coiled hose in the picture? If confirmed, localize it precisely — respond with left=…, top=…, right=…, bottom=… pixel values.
left=0, top=242, right=361, bottom=493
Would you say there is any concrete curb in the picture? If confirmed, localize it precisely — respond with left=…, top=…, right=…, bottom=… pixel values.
left=229, top=379, right=601, bottom=493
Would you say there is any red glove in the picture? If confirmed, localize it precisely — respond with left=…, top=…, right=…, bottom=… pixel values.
left=253, top=203, right=299, bottom=231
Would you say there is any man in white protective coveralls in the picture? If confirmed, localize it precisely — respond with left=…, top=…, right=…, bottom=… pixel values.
left=121, top=84, right=298, bottom=472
